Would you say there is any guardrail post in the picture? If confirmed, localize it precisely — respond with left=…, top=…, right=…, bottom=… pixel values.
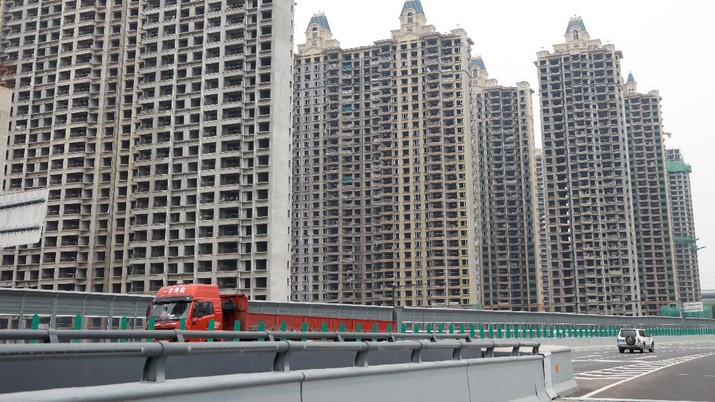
left=529, top=326, right=534, bottom=338
left=401, top=323, right=407, bottom=333
left=459, top=323, right=465, bottom=334
left=119, top=316, right=128, bottom=343
left=143, top=353, right=169, bottom=383
left=414, top=324, right=419, bottom=334
left=488, top=324, right=494, bottom=339
left=497, top=325, right=503, bottom=339
left=387, top=323, right=393, bottom=333
left=72, top=314, right=82, bottom=343
left=29, top=314, right=40, bottom=344
left=147, top=317, right=155, bottom=342
left=469, top=324, right=475, bottom=339
left=356, top=323, right=363, bottom=341
left=373, top=322, right=379, bottom=334
left=301, top=322, right=308, bottom=341
left=426, top=324, right=432, bottom=334
left=279, top=321, right=287, bottom=341
left=233, top=320, right=241, bottom=341
left=339, top=322, right=346, bottom=332
left=437, top=323, right=443, bottom=334
left=479, top=324, right=485, bottom=339
left=449, top=323, right=454, bottom=334
left=321, top=322, right=327, bottom=341
left=207, top=319, right=215, bottom=342
left=506, top=324, right=511, bottom=339
left=522, top=325, right=528, bottom=338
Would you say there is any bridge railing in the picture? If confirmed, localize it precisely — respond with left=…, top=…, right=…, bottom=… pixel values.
left=0, top=329, right=541, bottom=394
left=1, top=287, right=714, bottom=335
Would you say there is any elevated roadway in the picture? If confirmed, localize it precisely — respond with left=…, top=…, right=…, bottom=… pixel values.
left=560, top=337, right=715, bottom=401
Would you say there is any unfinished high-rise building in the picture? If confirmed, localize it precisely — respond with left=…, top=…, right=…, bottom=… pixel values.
left=666, top=149, right=702, bottom=304
left=0, top=0, right=294, bottom=300
left=470, top=57, right=542, bottom=311
left=536, top=17, right=641, bottom=315
left=623, top=74, right=679, bottom=314
left=291, top=0, right=480, bottom=306
left=534, top=148, right=550, bottom=311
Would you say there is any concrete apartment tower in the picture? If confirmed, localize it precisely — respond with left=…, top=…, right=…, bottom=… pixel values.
left=292, top=0, right=480, bottom=306
left=470, top=57, right=542, bottom=311
left=666, top=149, right=702, bottom=305
left=534, top=148, right=550, bottom=311
left=536, top=17, right=641, bottom=315
left=0, top=85, right=11, bottom=188
left=0, top=0, right=143, bottom=291
left=0, top=0, right=294, bottom=300
left=623, top=74, right=679, bottom=314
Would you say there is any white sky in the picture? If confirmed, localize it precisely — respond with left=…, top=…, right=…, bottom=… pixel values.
left=295, top=0, right=715, bottom=291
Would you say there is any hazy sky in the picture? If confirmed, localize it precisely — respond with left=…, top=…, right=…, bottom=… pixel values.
left=295, top=0, right=715, bottom=291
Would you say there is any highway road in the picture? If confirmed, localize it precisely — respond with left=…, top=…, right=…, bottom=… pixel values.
left=562, top=338, right=715, bottom=401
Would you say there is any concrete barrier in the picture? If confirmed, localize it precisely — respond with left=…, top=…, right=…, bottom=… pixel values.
left=466, top=355, right=549, bottom=402
left=0, top=356, right=555, bottom=402
left=540, top=346, right=577, bottom=399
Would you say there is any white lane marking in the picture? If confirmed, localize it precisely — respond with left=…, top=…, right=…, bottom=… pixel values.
left=562, top=398, right=712, bottom=401
left=579, top=352, right=715, bottom=399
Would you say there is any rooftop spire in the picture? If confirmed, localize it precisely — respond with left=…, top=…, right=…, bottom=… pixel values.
left=469, top=56, right=487, bottom=71
left=565, top=15, right=590, bottom=43
left=624, top=71, right=637, bottom=95
left=565, top=16, right=587, bottom=34
left=307, top=12, right=331, bottom=32
left=401, top=0, right=425, bottom=16
left=299, top=12, right=339, bottom=56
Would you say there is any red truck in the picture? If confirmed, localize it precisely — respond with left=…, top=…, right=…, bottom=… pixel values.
left=147, top=284, right=396, bottom=333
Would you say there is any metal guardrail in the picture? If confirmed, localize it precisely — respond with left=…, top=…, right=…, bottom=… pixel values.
left=2, top=287, right=714, bottom=331
left=0, top=330, right=540, bottom=384
left=0, top=328, right=476, bottom=344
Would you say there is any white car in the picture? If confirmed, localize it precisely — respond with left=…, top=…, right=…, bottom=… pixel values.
left=617, top=328, right=654, bottom=353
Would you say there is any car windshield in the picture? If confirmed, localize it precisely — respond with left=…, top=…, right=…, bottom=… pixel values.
left=149, top=301, right=190, bottom=321
left=620, top=329, right=636, bottom=337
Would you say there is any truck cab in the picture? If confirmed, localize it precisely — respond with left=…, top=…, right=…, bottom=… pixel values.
left=148, top=284, right=223, bottom=331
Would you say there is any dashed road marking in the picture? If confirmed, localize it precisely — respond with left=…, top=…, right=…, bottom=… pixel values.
left=575, top=352, right=714, bottom=381
left=574, top=352, right=715, bottom=399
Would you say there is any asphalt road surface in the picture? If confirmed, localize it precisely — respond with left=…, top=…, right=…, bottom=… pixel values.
left=561, top=338, right=715, bottom=402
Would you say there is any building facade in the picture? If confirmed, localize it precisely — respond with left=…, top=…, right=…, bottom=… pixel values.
left=666, top=149, right=702, bottom=305
left=0, top=0, right=293, bottom=300
left=536, top=17, right=641, bottom=315
left=534, top=148, right=550, bottom=311
left=623, top=74, right=679, bottom=314
left=470, top=57, right=542, bottom=311
left=291, top=1, right=480, bottom=306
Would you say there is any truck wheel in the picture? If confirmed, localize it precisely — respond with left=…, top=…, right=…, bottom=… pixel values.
left=629, top=348, right=634, bottom=353
left=618, top=347, right=624, bottom=353
left=649, top=342, right=654, bottom=353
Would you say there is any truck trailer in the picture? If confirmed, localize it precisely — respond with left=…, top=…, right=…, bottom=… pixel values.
left=148, top=284, right=396, bottom=334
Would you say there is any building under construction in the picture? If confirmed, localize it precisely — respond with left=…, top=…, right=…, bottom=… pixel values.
left=536, top=17, right=641, bottom=315
left=624, top=74, right=679, bottom=314
left=470, top=57, right=542, bottom=311
left=666, top=149, right=702, bottom=305
left=291, top=1, right=480, bottom=307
